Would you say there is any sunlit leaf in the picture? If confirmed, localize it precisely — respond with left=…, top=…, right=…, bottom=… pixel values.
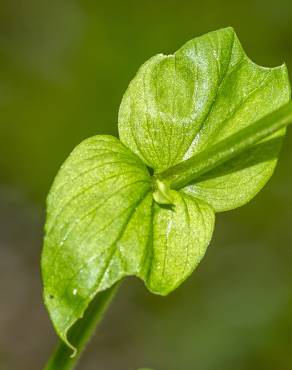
left=119, top=27, right=290, bottom=211
left=42, top=27, right=290, bottom=349
left=42, top=136, right=213, bottom=347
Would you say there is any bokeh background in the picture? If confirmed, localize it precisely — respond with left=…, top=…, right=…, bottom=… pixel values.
left=1, top=1, right=292, bottom=369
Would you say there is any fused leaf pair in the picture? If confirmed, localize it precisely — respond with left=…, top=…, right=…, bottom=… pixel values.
left=42, top=27, right=290, bottom=347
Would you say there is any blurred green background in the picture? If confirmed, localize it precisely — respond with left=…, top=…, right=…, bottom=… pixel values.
left=1, top=1, right=292, bottom=369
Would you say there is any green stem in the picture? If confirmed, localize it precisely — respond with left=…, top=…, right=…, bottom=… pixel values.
left=157, top=101, right=292, bottom=190
left=44, top=284, right=119, bottom=370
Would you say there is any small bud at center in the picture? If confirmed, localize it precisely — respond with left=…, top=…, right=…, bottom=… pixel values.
left=153, top=179, right=175, bottom=205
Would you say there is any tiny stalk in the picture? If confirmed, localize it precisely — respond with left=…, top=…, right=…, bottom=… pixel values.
left=152, top=179, right=175, bottom=205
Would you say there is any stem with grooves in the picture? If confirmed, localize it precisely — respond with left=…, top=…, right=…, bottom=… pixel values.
left=157, top=101, right=292, bottom=190
left=44, top=284, right=119, bottom=370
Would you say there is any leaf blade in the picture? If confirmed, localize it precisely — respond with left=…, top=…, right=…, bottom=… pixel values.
left=119, top=27, right=290, bottom=210
left=145, top=192, right=215, bottom=295
left=42, top=28, right=292, bottom=351
left=42, top=135, right=216, bottom=347
left=42, top=135, right=152, bottom=346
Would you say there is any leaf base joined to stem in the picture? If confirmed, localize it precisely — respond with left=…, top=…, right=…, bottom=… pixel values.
left=152, top=179, right=175, bottom=205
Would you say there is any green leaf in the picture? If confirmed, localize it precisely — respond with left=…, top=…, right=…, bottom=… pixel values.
left=119, top=27, right=290, bottom=211
left=42, top=27, right=291, bottom=350
left=148, top=191, right=214, bottom=294
left=42, top=135, right=214, bottom=348
left=42, top=135, right=151, bottom=347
